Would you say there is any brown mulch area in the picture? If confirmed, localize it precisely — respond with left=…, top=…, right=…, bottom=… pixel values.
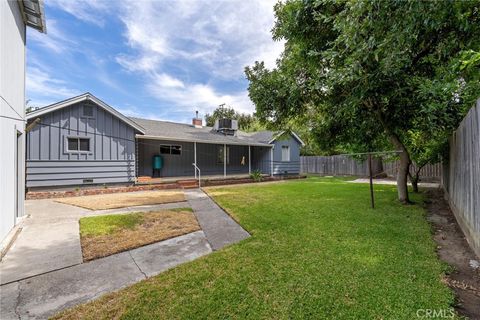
left=81, top=210, right=200, bottom=261
left=425, top=190, right=480, bottom=319
left=56, top=190, right=185, bottom=210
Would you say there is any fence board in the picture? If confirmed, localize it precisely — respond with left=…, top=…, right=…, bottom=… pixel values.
left=300, top=155, right=441, bottom=180
left=443, top=99, right=480, bottom=257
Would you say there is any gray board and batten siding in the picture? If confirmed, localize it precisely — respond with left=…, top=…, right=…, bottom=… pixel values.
left=26, top=100, right=142, bottom=188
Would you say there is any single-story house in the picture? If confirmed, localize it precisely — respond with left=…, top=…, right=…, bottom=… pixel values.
left=25, top=93, right=304, bottom=189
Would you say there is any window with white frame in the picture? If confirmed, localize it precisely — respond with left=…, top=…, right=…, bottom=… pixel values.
left=281, top=145, right=290, bottom=162
left=67, top=137, right=91, bottom=152
left=217, top=146, right=230, bottom=164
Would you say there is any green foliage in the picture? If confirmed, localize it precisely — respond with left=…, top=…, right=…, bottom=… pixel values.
left=249, top=169, right=263, bottom=182
left=79, top=213, right=144, bottom=237
left=59, top=178, right=455, bottom=319
left=245, top=0, right=480, bottom=200
left=205, top=103, right=265, bottom=132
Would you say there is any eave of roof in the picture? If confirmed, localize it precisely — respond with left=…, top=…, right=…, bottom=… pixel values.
left=19, top=0, right=46, bottom=33
left=26, top=93, right=146, bottom=134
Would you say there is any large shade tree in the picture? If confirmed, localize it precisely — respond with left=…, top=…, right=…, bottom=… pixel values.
left=246, top=0, right=480, bottom=203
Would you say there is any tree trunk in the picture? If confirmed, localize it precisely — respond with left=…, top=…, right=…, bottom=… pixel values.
left=388, top=134, right=412, bottom=204
left=409, top=172, right=419, bottom=193
left=375, top=109, right=412, bottom=203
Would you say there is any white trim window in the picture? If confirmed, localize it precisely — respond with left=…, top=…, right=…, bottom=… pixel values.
left=281, top=145, right=290, bottom=162
left=66, top=137, right=91, bottom=153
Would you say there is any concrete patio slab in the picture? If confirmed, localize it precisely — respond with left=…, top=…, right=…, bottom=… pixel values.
left=0, top=222, right=83, bottom=285
left=185, top=189, right=250, bottom=250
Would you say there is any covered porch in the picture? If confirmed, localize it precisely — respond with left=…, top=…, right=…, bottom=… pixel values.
left=136, top=138, right=273, bottom=182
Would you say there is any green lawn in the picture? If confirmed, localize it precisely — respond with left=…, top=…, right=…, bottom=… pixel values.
left=79, top=213, right=145, bottom=237
left=56, top=177, right=455, bottom=319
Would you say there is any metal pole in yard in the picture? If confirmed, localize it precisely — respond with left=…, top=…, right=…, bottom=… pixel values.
left=368, top=153, right=375, bottom=209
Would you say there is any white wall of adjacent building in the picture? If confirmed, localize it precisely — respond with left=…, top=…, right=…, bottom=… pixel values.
left=0, top=0, right=27, bottom=242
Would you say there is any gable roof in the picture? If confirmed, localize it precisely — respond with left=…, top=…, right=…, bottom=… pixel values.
left=131, top=117, right=273, bottom=147
left=268, top=131, right=306, bottom=146
left=26, top=93, right=146, bottom=134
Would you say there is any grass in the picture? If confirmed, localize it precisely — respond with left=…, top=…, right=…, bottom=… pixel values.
left=79, top=209, right=200, bottom=261
left=56, top=190, right=185, bottom=210
left=55, top=177, right=455, bottom=319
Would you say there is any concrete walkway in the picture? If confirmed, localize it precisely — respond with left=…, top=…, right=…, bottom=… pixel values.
left=0, top=190, right=249, bottom=319
left=0, top=200, right=190, bottom=284
left=1, top=231, right=211, bottom=319
left=185, top=189, right=250, bottom=251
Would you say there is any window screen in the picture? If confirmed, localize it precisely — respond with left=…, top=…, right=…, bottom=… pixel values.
left=67, top=137, right=90, bottom=152
left=79, top=138, right=90, bottom=151
left=68, top=138, right=78, bottom=151
left=281, top=145, right=290, bottom=162
left=83, top=105, right=94, bottom=117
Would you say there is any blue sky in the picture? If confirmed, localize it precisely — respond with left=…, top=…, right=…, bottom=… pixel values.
left=26, top=0, right=284, bottom=123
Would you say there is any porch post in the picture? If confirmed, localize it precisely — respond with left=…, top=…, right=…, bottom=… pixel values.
left=270, top=146, right=274, bottom=177
left=194, top=141, right=197, bottom=179
left=224, top=143, right=227, bottom=178
left=248, top=145, right=251, bottom=175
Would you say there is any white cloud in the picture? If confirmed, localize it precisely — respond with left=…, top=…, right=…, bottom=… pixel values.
left=148, top=73, right=253, bottom=116
left=28, top=19, right=75, bottom=54
left=115, top=0, right=283, bottom=114
left=46, top=0, right=109, bottom=27
left=117, top=0, right=282, bottom=77
left=26, top=66, right=79, bottom=106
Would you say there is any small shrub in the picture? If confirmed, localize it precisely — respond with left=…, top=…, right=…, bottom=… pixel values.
left=250, top=170, right=263, bottom=182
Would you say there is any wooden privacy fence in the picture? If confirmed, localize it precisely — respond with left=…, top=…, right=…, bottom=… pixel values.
left=301, top=156, right=442, bottom=180
left=442, top=99, right=480, bottom=257
left=300, top=155, right=383, bottom=176
left=383, top=161, right=442, bottom=180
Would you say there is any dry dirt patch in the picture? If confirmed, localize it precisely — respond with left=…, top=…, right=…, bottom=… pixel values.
left=80, top=209, right=200, bottom=261
left=56, top=190, right=185, bottom=210
left=425, top=190, right=480, bottom=319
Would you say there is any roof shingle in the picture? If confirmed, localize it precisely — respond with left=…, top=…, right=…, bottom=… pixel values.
left=130, top=117, right=276, bottom=146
